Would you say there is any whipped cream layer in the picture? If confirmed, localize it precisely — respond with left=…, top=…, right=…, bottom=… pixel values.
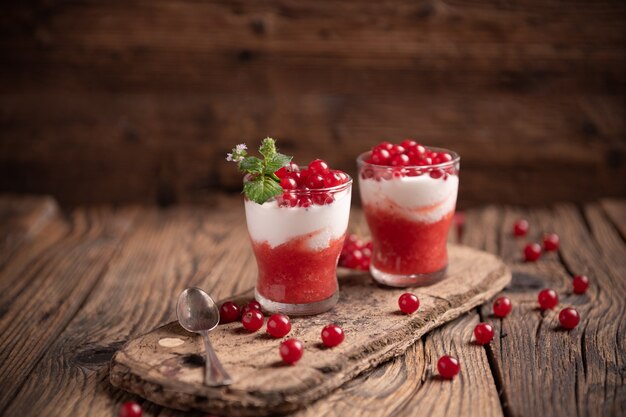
left=245, top=190, right=351, bottom=250
left=359, top=174, right=458, bottom=223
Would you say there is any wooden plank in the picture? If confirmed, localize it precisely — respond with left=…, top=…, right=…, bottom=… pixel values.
left=1, top=92, right=623, bottom=207
left=600, top=199, right=626, bottom=240
left=0, top=195, right=58, bottom=267
left=476, top=205, right=626, bottom=417
left=0, top=206, right=138, bottom=412
left=1, top=204, right=256, bottom=417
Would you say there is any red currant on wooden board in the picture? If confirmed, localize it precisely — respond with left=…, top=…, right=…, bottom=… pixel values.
left=398, top=293, right=420, bottom=314
left=543, top=233, right=560, bottom=251
left=513, top=219, right=529, bottom=237
left=473, top=323, right=494, bottom=345
left=119, top=401, right=142, bottom=417
left=241, top=310, right=264, bottom=332
left=437, top=355, right=461, bottom=379
left=493, top=296, right=512, bottom=318
left=538, top=289, right=559, bottom=310
left=279, top=339, right=304, bottom=365
left=524, top=243, right=542, bottom=262
left=266, top=314, right=291, bottom=338
left=573, top=275, right=590, bottom=294
left=321, top=324, right=345, bottom=347
left=219, top=301, right=240, bottom=324
left=559, top=307, right=580, bottom=330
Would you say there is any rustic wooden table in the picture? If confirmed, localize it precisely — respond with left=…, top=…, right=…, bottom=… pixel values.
left=1, top=195, right=624, bottom=417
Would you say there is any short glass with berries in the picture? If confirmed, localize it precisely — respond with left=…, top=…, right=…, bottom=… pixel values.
left=357, top=140, right=460, bottom=287
left=245, top=159, right=352, bottom=315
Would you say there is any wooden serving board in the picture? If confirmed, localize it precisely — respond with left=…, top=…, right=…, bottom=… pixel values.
left=110, top=244, right=510, bottom=416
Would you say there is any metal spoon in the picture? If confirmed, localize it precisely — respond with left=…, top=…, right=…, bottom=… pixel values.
left=176, top=287, right=233, bottom=386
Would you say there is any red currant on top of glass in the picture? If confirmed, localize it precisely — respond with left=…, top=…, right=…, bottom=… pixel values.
left=363, top=140, right=455, bottom=179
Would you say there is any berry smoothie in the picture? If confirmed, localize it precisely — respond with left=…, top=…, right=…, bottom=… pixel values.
left=245, top=160, right=352, bottom=315
left=358, top=140, right=459, bottom=287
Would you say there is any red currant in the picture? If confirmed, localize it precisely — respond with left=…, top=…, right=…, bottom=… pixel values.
left=119, top=402, right=142, bottom=417
left=437, top=355, right=460, bottom=379
left=342, top=249, right=364, bottom=269
left=524, top=243, right=542, bottom=262
left=308, top=159, right=330, bottom=175
left=537, top=289, right=559, bottom=310
left=241, top=310, right=264, bottom=332
left=280, top=177, right=298, bottom=190
left=573, top=275, right=589, bottom=294
left=321, top=324, right=345, bottom=347
left=274, top=162, right=299, bottom=179
left=401, top=139, right=417, bottom=148
left=219, top=301, right=240, bottom=324
left=305, top=173, right=325, bottom=189
left=493, top=296, right=512, bottom=318
left=312, top=192, right=334, bottom=205
left=266, top=314, right=291, bottom=338
left=513, top=219, right=529, bottom=237
left=323, top=171, right=343, bottom=188
left=371, top=148, right=391, bottom=165
left=398, top=293, right=420, bottom=314
left=279, top=192, right=298, bottom=208
left=390, top=153, right=410, bottom=166
left=247, top=300, right=261, bottom=310
left=376, top=141, right=394, bottom=152
left=543, top=233, right=560, bottom=251
left=390, top=144, right=406, bottom=155
left=473, top=323, right=494, bottom=345
left=429, top=168, right=444, bottom=179
left=279, top=339, right=304, bottom=365
left=559, top=307, right=580, bottom=329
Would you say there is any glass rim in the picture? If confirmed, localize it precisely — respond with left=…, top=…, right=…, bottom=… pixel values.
left=356, top=146, right=460, bottom=170
left=243, top=170, right=353, bottom=195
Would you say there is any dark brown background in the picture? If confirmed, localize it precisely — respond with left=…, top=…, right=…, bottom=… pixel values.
left=1, top=0, right=625, bottom=208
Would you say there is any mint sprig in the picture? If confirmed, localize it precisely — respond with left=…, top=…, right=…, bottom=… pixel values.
left=227, top=138, right=293, bottom=204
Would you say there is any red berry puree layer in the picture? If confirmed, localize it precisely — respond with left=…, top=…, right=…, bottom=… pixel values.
left=252, top=232, right=345, bottom=304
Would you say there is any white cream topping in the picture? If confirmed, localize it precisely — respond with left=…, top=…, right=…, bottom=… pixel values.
left=359, top=174, right=458, bottom=223
left=244, top=190, right=351, bottom=250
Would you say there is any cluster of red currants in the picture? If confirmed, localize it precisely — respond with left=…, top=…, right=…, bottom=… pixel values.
left=362, top=139, right=455, bottom=180
left=219, top=300, right=345, bottom=365
left=339, top=234, right=372, bottom=271
left=513, top=219, right=560, bottom=262
left=274, top=159, right=350, bottom=207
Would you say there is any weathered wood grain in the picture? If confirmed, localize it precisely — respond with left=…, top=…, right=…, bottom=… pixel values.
left=473, top=204, right=626, bottom=417
left=1, top=0, right=624, bottom=206
left=0, top=206, right=138, bottom=412
left=0, top=195, right=58, bottom=267
left=1, top=204, right=256, bottom=417
left=600, top=199, right=626, bottom=240
left=109, top=244, right=510, bottom=416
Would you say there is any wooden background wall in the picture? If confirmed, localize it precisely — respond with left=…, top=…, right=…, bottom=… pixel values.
left=1, top=0, right=625, bottom=208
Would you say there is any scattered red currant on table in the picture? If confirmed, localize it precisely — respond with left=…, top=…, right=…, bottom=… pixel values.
left=219, top=301, right=240, bottom=324
left=119, top=401, right=142, bottom=417
left=559, top=307, right=580, bottom=329
left=538, top=289, right=559, bottom=310
left=543, top=233, right=560, bottom=251
left=279, top=339, right=304, bottom=365
left=437, top=355, right=461, bottom=379
left=321, top=324, right=345, bottom=347
left=524, top=243, right=542, bottom=262
left=573, top=275, right=589, bottom=294
left=473, top=323, right=494, bottom=345
left=266, top=314, right=291, bottom=338
left=241, top=310, right=264, bottom=332
left=513, top=219, right=529, bottom=237
left=398, top=293, right=420, bottom=314
left=493, top=296, right=512, bottom=318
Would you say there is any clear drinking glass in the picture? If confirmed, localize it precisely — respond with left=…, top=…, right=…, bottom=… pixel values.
left=244, top=177, right=352, bottom=315
left=357, top=148, right=460, bottom=287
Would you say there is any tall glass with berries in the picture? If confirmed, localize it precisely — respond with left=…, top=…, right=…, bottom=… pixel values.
left=228, top=138, right=352, bottom=315
left=357, top=140, right=460, bottom=287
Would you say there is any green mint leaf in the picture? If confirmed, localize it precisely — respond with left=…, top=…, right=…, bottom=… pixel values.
left=244, top=176, right=283, bottom=204
left=264, top=153, right=292, bottom=174
left=239, top=156, right=264, bottom=174
left=259, top=137, right=277, bottom=160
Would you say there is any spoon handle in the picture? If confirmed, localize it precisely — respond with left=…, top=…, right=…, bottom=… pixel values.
left=201, top=331, right=233, bottom=386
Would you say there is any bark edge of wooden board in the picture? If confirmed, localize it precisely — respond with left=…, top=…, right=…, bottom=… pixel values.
left=110, top=244, right=511, bottom=416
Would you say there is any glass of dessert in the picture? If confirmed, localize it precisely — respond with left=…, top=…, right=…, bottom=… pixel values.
left=227, top=138, right=352, bottom=315
left=357, top=139, right=460, bottom=287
